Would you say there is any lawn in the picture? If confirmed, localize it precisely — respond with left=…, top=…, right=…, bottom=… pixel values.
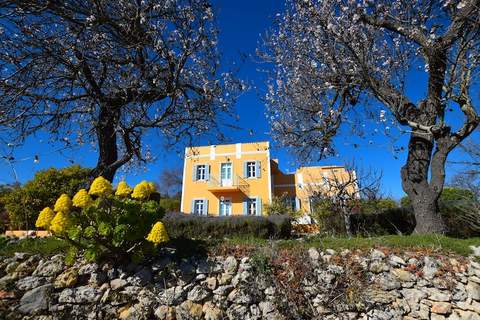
left=0, top=234, right=479, bottom=258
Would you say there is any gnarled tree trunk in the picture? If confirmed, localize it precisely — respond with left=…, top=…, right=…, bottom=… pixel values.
left=91, top=107, right=120, bottom=182
left=401, top=132, right=446, bottom=234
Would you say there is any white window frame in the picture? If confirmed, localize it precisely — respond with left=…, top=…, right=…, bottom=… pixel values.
left=193, top=199, right=205, bottom=215
left=246, top=161, right=257, bottom=178
left=247, top=198, right=257, bottom=215
left=196, top=164, right=206, bottom=181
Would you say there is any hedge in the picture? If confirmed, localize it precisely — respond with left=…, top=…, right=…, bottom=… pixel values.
left=351, top=206, right=480, bottom=238
left=163, top=213, right=292, bottom=239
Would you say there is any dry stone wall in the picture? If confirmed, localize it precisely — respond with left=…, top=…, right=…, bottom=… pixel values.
left=0, top=248, right=479, bottom=319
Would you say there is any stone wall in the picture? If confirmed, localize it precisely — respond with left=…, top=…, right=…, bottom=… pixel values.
left=0, top=248, right=479, bottom=319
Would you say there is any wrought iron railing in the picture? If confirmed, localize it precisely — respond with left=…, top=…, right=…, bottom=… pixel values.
left=208, top=174, right=249, bottom=193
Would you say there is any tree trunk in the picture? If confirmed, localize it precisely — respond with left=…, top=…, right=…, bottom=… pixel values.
left=409, top=192, right=445, bottom=234
left=91, top=107, right=119, bottom=182
left=401, top=132, right=446, bottom=234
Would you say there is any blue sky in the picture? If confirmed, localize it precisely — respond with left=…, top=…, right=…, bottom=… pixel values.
left=0, top=0, right=477, bottom=200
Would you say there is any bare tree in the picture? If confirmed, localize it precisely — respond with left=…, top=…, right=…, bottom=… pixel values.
left=0, top=0, right=242, bottom=181
left=305, top=166, right=382, bottom=236
left=450, top=139, right=480, bottom=197
left=260, top=0, right=480, bottom=233
left=158, top=166, right=183, bottom=197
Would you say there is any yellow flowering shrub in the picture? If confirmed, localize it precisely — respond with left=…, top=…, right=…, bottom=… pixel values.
left=72, top=189, right=93, bottom=208
left=49, top=211, right=70, bottom=234
left=89, top=176, right=113, bottom=197
left=54, top=194, right=72, bottom=212
left=132, top=180, right=154, bottom=200
left=146, top=221, right=169, bottom=245
left=35, top=207, right=55, bottom=229
left=147, top=182, right=156, bottom=193
left=41, top=176, right=166, bottom=262
left=115, top=181, right=132, bottom=197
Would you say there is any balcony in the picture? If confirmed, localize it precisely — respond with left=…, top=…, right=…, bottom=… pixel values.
left=207, top=174, right=249, bottom=193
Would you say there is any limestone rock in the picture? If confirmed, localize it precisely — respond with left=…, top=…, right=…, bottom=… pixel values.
left=154, top=305, right=175, bottom=320
left=176, top=300, right=203, bottom=320
left=54, top=268, right=78, bottom=289
left=203, top=301, right=222, bottom=320
left=111, top=278, right=128, bottom=291
left=16, top=276, right=51, bottom=291
left=466, top=281, right=480, bottom=300
left=33, top=258, right=64, bottom=277
left=18, top=284, right=53, bottom=315
left=187, top=285, right=210, bottom=302
left=223, top=256, right=238, bottom=275
left=58, top=285, right=101, bottom=304
left=392, top=268, right=416, bottom=282
left=227, top=288, right=252, bottom=304
left=308, top=248, right=320, bottom=262
left=431, top=302, right=451, bottom=314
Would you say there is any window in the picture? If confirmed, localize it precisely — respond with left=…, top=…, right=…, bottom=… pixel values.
left=247, top=198, right=257, bottom=215
left=194, top=199, right=204, bottom=215
left=285, top=197, right=297, bottom=211
left=245, top=161, right=261, bottom=178
left=196, top=165, right=206, bottom=180
left=246, top=161, right=256, bottom=178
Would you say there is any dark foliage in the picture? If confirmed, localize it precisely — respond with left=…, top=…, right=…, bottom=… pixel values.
left=163, top=213, right=292, bottom=239
left=352, top=203, right=479, bottom=238
left=351, top=208, right=416, bottom=236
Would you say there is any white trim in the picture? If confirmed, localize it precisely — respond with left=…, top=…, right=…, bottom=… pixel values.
left=186, top=150, right=268, bottom=159
left=297, top=173, right=304, bottom=187
left=210, top=145, right=216, bottom=160
left=180, top=147, right=188, bottom=213
left=266, top=142, right=272, bottom=204
left=236, top=143, right=242, bottom=159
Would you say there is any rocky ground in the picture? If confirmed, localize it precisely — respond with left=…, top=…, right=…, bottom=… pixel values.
left=0, top=247, right=479, bottom=319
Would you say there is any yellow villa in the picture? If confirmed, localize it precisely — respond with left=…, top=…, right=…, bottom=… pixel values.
left=181, top=141, right=356, bottom=217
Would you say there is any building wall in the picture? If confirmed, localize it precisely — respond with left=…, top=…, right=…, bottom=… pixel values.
left=181, top=142, right=272, bottom=215
left=181, top=141, right=357, bottom=216
left=295, top=166, right=357, bottom=213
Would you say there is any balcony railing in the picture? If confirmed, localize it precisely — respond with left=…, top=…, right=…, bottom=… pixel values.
left=207, top=174, right=249, bottom=193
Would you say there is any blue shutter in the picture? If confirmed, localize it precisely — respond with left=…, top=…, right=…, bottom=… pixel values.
left=295, top=197, right=301, bottom=211
left=256, top=197, right=262, bottom=216
left=243, top=162, right=248, bottom=178
left=256, top=161, right=261, bottom=178
left=243, top=199, right=248, bottom=215
left=203, top=199, right=209, bottom=215
left=205, top=165, right=210, bottom=181
left=192, top=165, right=197, bottom=181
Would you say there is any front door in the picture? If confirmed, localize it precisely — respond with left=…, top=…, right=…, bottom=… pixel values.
left=220, top=163, right=233, bottom=186
left=219, top=198, right=232, bottom=216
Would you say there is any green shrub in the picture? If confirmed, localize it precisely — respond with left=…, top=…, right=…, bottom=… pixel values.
left=0, top=185, right=13, bottom=233
left=41, top=177, right=167, bottom=262
left=310, top=198, right=347, bottom=235
left=264, top=195, right=302, bottom=218
left=351, top=208, right=416, bottom=236
left=358, top=198, right=398, bottom=214
left=0, top=166, right=90, bottom=229
left=401, top=187, right=480, bottom=238
left=159, top=197, right=181, bottom=213
left=163, top=213, right=291, bottom=239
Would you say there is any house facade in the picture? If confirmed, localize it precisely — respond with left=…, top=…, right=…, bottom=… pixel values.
left=180, top=141, right=356, bottom=216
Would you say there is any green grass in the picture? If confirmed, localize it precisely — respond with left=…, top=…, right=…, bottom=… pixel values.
left=224, top=234, right=480, bottom=257
left=0, top=237, right=69, bottom=257
left=0, top=234, right=478, bottom=258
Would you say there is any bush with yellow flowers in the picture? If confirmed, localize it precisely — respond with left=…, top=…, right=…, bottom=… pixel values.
left=41, top=177, right=167, bottom=262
